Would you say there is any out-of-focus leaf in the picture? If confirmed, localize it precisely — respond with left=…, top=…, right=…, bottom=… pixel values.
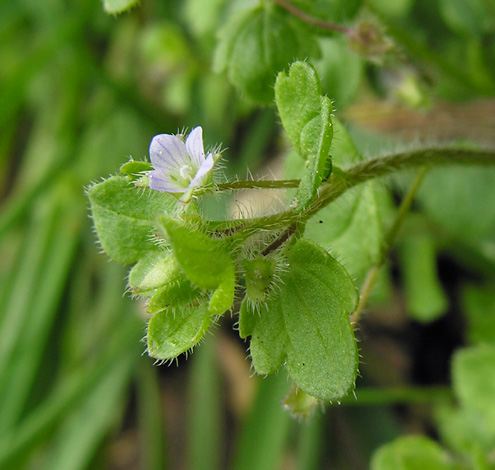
left=452, top=344, right=495, bottom=432
left=103, top=0, right=140, bottom=14
left=401, top=232, right=447, bottom=322
left=439, top=0, right=494, bottom=35
left=371, top=435, right=454, bottom=470
left=214, top=4, right=319, bottom=104
left=435, top=404, right=495, bottom=460
left=463, top=285, right=495, bottom=345
left=418, top=167, right=495, bottom=262
left=314, top=36, right=363, bottom=108
left=289, top=0, right=362, bottom=23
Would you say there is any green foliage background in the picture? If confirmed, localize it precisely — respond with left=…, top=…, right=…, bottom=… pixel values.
left=0, top=0, right=494, bottom=468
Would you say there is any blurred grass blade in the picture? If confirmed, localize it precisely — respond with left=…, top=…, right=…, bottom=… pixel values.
left=0, top=192, right=83, bottom=432
left=187, top=335, right=222, bottom=470
left=0, top=197, right=59, bottom=388
left=137, top=358, right=167, bottom=470
left=297, top=412, right=324, bottom=470
left=0, top=315, right=140, bottom=468
left=232, top=373, right=292, bottom=470
left=47, top=352, right=137, bottom=470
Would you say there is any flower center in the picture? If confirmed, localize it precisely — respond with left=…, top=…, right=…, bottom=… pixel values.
left=179, top=164, right=194, bottom=182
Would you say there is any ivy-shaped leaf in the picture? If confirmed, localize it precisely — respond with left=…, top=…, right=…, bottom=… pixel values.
left=275, top=61, right=333, bottom=210
left=87, top=176, right=177, bottom=264
left=214, top=4, right=319, bottom=104
left=147, top=305, right=212, bottom=360
left=103, top=0, right=140, bottom=14
left=249, top=239, right=359, bottom=400
left=157, top=216, right=235, bottom=315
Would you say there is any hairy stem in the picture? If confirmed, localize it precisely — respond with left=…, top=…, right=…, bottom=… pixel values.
left=350, top=166, right=429, bottom=325
left=272, top=0, right=349, bottom=33
left=216, top=179, right=300, bottom=191
left=206, top=147, right=495, bottom=232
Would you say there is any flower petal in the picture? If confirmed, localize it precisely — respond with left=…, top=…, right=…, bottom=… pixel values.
left=190, top=153, right=215, bottom=188
left=150, top=134, right=188, bottom=171
left=149, top=170, right=187, bottom=193
left=185, top=127, right=205, bottom=167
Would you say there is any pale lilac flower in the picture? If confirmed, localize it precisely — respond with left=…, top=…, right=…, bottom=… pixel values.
left=148, top=127, right=216, bottom=195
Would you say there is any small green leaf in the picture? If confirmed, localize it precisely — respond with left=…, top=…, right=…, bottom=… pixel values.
left=128, top=249, right=200, bottom=310
left=238, top=297, right=257, bottom=340
left=452, top=344, right=495, bottom=432
left=250, top=239, right=359, bottom=400
left=275, top=61, right=333, bottom=209
left=120, top=160, right=153, bottom=180
left=148, top=282, right=201, bottom=313
left=147, top=305, right=212, bottom=360
left=157, top=217, right=235, bottom=315
left=250, top=294, right=288, bottom=375
left=282, top=239, right=358, bottom=400
left=87, top=176, right=177, bottom=264
left=103, top=0, right=140, bottom=14
left=128, top=250, right=180, bottom=294
left=208, top=268, right=236, bottom=315
left=275, top=61, right=333, bottom=160
left=282, top=383, right=320, bottom=419
left=371, top=435, right=454, bottom=470
left=243, top=256, right=277, bottom=303
left=214, top=5, right=319, bottom=104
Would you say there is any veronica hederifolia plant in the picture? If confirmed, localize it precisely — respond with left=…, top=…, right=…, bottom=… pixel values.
left=88, top=61, right=495, bottom=404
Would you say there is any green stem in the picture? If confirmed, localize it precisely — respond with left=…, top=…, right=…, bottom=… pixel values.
left=207, top=147, right=495, bottom=232
left=339, top=386, right=452, bottom=406
left=216, top=179, right=300, bottom=191
left=350, top=167, right=428, bottom=325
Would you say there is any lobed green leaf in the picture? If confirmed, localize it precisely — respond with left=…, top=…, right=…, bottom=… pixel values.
left=250, top=239, right=359, bottom=400
left=87, top=176, right=177, bottom=264
left=275, top=61, right=333, bottom=210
